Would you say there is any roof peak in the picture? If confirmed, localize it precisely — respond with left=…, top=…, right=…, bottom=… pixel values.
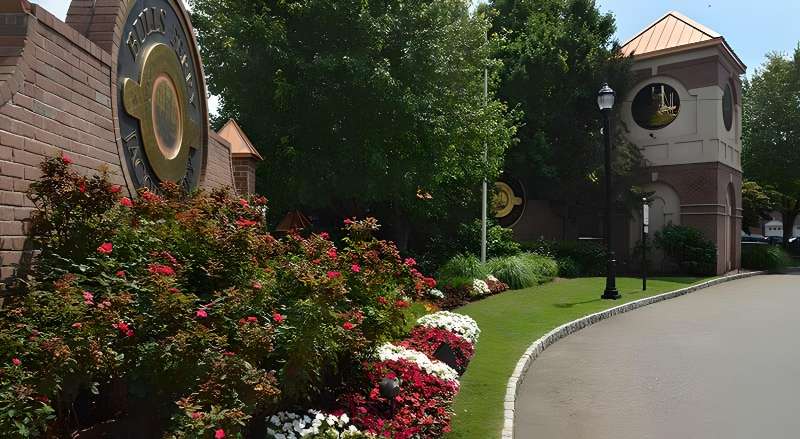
left=217, top=119, right=264, bottom=161
left=619, top=10, right=744, bottom=72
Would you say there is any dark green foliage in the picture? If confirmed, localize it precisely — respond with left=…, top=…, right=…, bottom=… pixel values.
left=488, top=0, right=638, bottom=208
left=190, top=0, right=517, bottom=247
left=556, top=256, right=581, bottom=278
left=486, top=253, right=558, bottom=289
left=522, top=239, right=606, bottom=276
left=743, top=50, right=800, bottom=247
left=654, top=225, right=717, bottom=276
left=418, top=220, right=521, bottom=273
left=741, top=244, right=792, bottom=273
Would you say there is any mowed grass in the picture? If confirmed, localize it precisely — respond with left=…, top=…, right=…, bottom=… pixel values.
left=446, top=276, right=706, bottom=439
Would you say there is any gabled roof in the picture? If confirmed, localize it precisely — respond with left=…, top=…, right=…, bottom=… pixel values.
left=217, top=119, right=264, bottom=160
left=620, top=11, right=745, bottom=72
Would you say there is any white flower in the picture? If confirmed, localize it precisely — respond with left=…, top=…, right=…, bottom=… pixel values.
left=265, top=410, right=370, bottom=438
left=427, top=288, right=445, bottom=299
left=487, top=275, right=498, bottom=282
left=377, top=343, right=460, bottom=384
left=417, top=311, right=480, bottom=345
left=472, top=279, right=490, bottom=296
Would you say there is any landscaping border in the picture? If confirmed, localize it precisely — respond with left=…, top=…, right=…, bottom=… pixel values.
left=500, top=271, right=766, bottom=439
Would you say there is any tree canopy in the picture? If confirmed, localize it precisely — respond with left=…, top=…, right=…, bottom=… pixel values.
left=487, top=0, right=636, bottom=207
left=190, top=0, right=517, bottom=246
left=743, top=49, right=800, bottom=243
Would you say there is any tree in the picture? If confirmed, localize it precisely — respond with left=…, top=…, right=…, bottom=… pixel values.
left=189, top=0, right=517, bottom=248
left=487, top=0, right=638, bottom=215
left=743, top=49, right=800, bottom=246
left=741, top=180, right=777, bottom=233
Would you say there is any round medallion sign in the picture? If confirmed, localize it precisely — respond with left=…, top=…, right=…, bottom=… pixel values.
left=116, top=0, right=207, bottom=191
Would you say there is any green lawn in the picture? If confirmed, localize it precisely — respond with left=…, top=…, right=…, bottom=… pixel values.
left=446, top=276, right=706, bottom=439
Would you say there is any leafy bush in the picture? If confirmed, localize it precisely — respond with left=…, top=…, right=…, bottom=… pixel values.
left=417, top=220, right=521, bottom=274
left=522, top=240, right=606, bottom=276
left=1, top=156, right=435, bottom=437
left=486, top=253, right=558, bottom=290
left=654, top=225, right=717, bottom=276
left=741, top=244, right=792, bottom=273
left=556, top=257, right=581, bottom=278
left=435, top=254, right=488, bottom=285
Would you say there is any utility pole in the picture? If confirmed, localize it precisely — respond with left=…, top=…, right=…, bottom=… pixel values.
left=481, top=30, right=488, bottom=264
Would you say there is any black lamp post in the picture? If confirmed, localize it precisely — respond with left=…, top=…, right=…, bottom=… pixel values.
left=598, top=84, right=620, bottom=300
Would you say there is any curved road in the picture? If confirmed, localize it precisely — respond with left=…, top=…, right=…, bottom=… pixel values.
left=515, top=273, right=800, bottom=439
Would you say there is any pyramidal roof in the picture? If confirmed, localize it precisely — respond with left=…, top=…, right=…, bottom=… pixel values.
left=217, top=119, right=264, bottom=160
left=620, top=11, right=745, bottom=71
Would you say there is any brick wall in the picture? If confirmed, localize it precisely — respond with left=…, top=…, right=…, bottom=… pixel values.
left=232, top=156, right=256, bottom=195
left=0, top=2, right=236, bottom=281
left=204, top=131, right=234, bottom=191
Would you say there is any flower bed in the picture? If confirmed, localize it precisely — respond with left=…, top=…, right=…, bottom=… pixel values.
left=0, top=157, right=448, bottom=438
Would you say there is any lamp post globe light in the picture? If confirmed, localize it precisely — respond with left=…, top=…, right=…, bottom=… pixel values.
left=598, top=83, right=620, bottom=300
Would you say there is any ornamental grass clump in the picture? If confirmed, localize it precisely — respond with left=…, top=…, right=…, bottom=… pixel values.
left=0, top=156, right=436, bottom=438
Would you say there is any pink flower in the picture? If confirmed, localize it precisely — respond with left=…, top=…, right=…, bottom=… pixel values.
left=351, top=264, right=361, bottom=273
left=319, top=232, right=330, bottom=240
left=214, top=429, right=226, bottom=439
left=78, top=181, right=86, bottom=193
left=196, top=309, right=208, bottom=318
left=71, top=322, right=82, bottom=329
left=97, top=242, right=113, bottom=255
left=246, top=316, right=258, bottom=323
left=115, top=321, right=129, bottom=332
left=395, top=300, right=409, bottom=309
left=11, top=358, right=21, bottom=366
left=344, top=218, right=353, bottom=225
left=109, top=185, right=122, bottom=194
left=222, top=351, right=235, bottom=357
left=342, top=321, right=355, bottom=331
left=377, top=296, right=388, bottom=305
left=120, top=197, right=133, bottom=207
left=327, top=248, right=337, bottom=259
left=115, top=270, right=126, bottom=278
left=168, top=287, right=180, bottom=294
left=273, top=313, right=284, bottom=324
left=82, top=291, right=94, bottom=305
left=327, top=271, right=341, bottom=279
left=404, top=258, right=417, bottom=267
left=61, top=153, right=73, bottom=165
left=251, top=281, right=262, bottom=290
left=125, top=329, right=135, bottom=337
left=238, top=198, right=249, bottom=208
left=191, top=412, right=203, bottom=420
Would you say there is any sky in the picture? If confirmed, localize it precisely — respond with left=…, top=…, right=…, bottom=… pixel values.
left=33, top=0, right=800, bottom=114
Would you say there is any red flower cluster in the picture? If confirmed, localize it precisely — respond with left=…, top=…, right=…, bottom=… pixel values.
left=235, top=217, right=258, bottom=228
left=114, top=321, right=134, bottom=337
left=341, top=358, right=458, bottom=439
left=399, top=326, right=475, bottom=374
left=148, top=263, right=175, bottom=277
left=97, top=242, right=113, bottom=255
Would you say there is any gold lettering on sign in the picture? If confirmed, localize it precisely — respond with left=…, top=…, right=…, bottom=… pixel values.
left=127, top=8, right=167, bottom=60
left=169, top=27, right=196, bottom=107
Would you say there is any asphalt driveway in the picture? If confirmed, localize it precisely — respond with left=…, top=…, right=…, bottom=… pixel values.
left=514, top=273, right=800, bottom=439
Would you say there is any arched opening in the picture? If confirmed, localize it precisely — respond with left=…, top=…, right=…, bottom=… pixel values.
left=631, top=182, right=681, bottom=270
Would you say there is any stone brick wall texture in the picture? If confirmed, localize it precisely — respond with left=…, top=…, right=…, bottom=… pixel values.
left=0, top=2, right=238, bottom=282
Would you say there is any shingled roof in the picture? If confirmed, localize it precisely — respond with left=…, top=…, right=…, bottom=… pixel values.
left=620, top=11, right=745, bottom=72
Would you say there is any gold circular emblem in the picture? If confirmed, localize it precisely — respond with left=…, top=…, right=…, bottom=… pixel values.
left=151, top=74, right=183, bottom=160
left=122, top=43, right=200, bottom=182
left=493, top=181, right=523, bottom=218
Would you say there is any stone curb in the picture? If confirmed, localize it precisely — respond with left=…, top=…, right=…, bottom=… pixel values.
left=499, top=271, right=766, bottom=439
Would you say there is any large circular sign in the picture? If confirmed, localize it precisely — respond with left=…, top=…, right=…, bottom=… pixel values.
left=631, top=83, right=681, bottom=130
left=116, top=0, right=207, bottom=191
left=493, top=178, right=526, bottom=228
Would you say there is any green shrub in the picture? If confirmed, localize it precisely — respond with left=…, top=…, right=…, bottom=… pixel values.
left=1, top=157, right=436, bottom=438
left=436, top=254, right=488, bottom=284
left=556, top=257, right=581, bottom=278
left=419, top=220, right=521, bottom=274
left=742, top=244, right=792, bottom=273
left=522, top=239, right=606, bottom=276
left=654, top=225, right=717, bottom=276
left=486, top=253, right=558, bottom=289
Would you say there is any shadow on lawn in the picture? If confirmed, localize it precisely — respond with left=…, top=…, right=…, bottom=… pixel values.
left=552, top=298, right=603, bottom=309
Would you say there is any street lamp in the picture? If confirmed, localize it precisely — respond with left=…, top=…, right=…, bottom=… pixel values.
left=598, top=84, right=620, bottom=300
